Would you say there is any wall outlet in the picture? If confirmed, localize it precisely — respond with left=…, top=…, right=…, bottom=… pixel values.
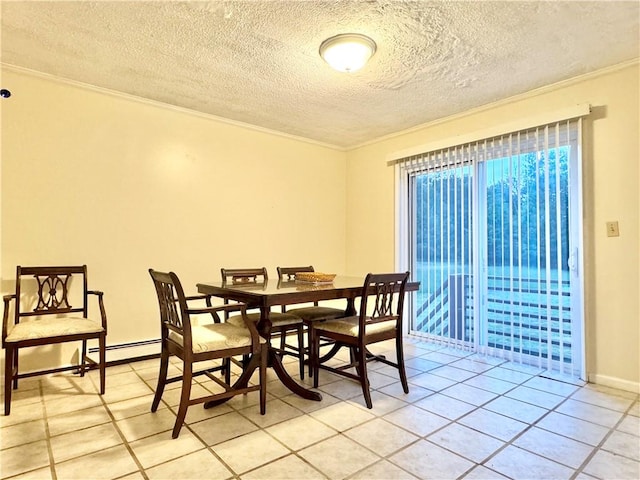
left=606, top=221, right=620, bottom=237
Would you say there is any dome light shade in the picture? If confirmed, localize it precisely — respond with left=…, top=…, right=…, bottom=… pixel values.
left=319, top=33, right=377, bottom=73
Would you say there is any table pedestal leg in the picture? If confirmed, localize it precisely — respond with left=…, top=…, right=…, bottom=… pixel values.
left=203, top=348, right=322, bottom=407
left=259, top=306, right=322, bottom=401
left=270, top=350, right=322, bottom=401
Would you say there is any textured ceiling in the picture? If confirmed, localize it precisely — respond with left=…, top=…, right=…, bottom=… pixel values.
left=1, top=1, right=639, bottom=149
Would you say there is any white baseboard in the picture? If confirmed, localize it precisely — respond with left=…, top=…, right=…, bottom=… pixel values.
left=588, top=373, right=640, bottom=394
left=88, top=339, right=161, bottom=364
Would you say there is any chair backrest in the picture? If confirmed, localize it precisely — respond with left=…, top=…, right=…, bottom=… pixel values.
left=276, top=266, right=318, bottom=309
left=357, top=272, right=410, bottom=338
left=221, top=267, right=268, bottom=284
left=149, top=269, right=192, bottom=349
left=219, top=267, right=268, bottom=317
left=277, top=266, right=314, bottom=281
left=13, top=265, right=89, bottom=324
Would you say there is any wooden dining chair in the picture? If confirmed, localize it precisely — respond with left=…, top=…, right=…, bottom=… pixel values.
left=2, top=265, right=107, bottom=416
left=310, top=272, right=410, bottom=408
left=149, top=269, right=267, bottom=438
left=220, top=267, right=306, bottom=378
left=277, top=266, right=346, bottom=377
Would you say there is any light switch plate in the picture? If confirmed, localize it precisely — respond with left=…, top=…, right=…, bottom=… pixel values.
left=606, top=221, right=620, bottom=237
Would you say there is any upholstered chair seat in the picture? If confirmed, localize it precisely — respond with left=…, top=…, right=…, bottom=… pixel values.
left=6, top=317, right=104, bottom=342
left=226, top=311, right=303, bottom=329
left=285, top=306, right=345, bottom=322
left=168, top=323, right=267, bottom=354
left=312, top=316, right=397, bottom=337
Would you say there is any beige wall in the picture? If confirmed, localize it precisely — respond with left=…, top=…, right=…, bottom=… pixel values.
left=345, top=63, right=639, bottom=391
left=0, top=68, right=347, bottom=369
left=2, top=63, right=638, bottom=392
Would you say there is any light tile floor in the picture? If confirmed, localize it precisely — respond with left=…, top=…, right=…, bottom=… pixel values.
left=1, top=338, right=638, bottom=479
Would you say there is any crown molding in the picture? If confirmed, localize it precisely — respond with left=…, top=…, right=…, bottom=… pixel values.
left=1, top=63, right=346, bottom=153
left=352, top=58, right=640, bottom=151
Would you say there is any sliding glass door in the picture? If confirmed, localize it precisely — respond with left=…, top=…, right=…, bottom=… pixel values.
left=406, top=121, right=584, bottom=377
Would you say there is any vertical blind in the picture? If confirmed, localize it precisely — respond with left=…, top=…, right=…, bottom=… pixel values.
left=396, top=116, right=585, bottom=376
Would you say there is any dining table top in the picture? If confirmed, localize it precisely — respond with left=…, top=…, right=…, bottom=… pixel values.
left=196, top=275, right=419, bottom=308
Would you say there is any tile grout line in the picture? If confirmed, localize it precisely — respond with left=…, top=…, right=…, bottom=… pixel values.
left=570, top=396, right=640, bottom=479
left=242, top=417, right=330, bottom=479
left=40, top=380, right=58, bottom=480
left=419, top=367, right=539, bottom=479
left=416, top=368, right=596, bottom=477
left=144, top=360, right=307, bottom=480
left=97, top=366, right=152, bottom=480
left=475, top=388, right=581, bottom=476
left=319, top=358, right=489, bottom=479
left=129, top=361, right=240, bottom=479
left=348, top=351, right=543, bottom=479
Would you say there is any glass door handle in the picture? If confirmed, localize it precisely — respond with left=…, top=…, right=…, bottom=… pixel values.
left=568, top=248, right=578, bottom=274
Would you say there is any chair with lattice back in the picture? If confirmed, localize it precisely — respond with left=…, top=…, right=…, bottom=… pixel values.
left=2, top=265, right=107, bottom=415
left=149, top=269, right=267, bottom=438
left=310, top=272, right=410, bottom=409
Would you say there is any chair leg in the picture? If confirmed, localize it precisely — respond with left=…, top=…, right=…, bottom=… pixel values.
left=297, top=326, right=305, bottom=380
left=259, top=348, right=267, bottom=415
left=172, top=361, right=192, bottom=439
left=99, top=334, right=106, bottom=395
left=307, top=326, right=314, bottom=378
left=312, top=329, right=320, bottom=388
left=80, top=340, right=88, bottom=377
left=353, top=346, right=363, bottom=377
left=4, top=346, right=14, bottom=415
left=349, top=345, right=357, bottom=365
left=357, top=346, right=373, bottom=409
left=223, top=358, right=231, bottom=386
left=151, top=349, right=170, bottom=412
left=279, top=330, right=286, bottom=358
left=396, top=336, right=409, bottom=394
left=12, top=348, right=19, bottom=390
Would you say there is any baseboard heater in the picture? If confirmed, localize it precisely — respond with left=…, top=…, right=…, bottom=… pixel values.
left=88, top=339, right=161, bottom=366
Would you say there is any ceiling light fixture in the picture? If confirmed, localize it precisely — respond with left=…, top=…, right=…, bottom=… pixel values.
left=319, top=33, right=377, bottom=73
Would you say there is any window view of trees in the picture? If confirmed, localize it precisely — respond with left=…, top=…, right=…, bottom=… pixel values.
left=412, top=146, right=573, bottom=365
left=415, top=164, right=472, bottom=267
left=415, top=147, right=570, bottom=271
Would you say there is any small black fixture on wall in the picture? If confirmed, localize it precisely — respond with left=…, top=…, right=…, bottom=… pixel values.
left=1, top=89, right=12, bottom=98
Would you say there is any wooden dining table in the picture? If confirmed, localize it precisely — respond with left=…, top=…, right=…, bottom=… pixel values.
left=196, top=275, right=419, bottom=405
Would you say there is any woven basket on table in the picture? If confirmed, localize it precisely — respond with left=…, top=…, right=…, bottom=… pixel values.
left=294, top=272, right=336, bottom=283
